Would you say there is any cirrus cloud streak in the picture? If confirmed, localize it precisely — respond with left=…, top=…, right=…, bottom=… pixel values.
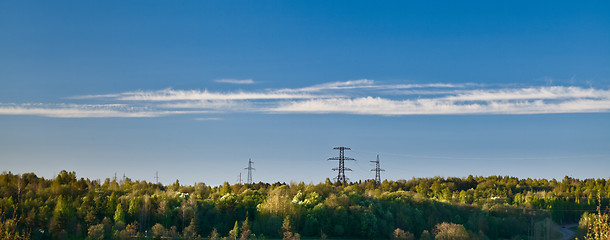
left=1, top=80, right=609, bottom=118
left=271, top=97, right=610, bottom=115
left=214, top=79, right=255, bottom=84
left=0, top=103, right=205, bottom=118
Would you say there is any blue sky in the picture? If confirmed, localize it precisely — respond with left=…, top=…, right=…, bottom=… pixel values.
left=1, top=1, right=609, bottom=186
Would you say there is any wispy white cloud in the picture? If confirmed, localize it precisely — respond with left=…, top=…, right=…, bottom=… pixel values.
left=159, top=100, right=253, bottom=111
left=2, top=81, right=610, bottom=118
left=269, top=85, right=610, bottom=115
left=444, top=86, right=610, bottom=101
left=115, top=88, right=321, bottom=101
left=214, top=79, right=255, bottom=84
left=271, top=97, right=610, bottom=115
left=67, top=93, right=122, bottom=99
left=276, top=79, right=463, bottom=93
left=285, top=79, right=376, bottom=92
left=271, top=97, right=482, bottom=115
left=0, top=103, right=203, bottom=118
left=375, top=83, right=467, bottom=90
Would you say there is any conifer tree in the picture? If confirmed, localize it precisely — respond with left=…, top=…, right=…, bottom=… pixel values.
left=114, top=203, right=125, bottom=223
left=240, top=217, right=251, bottom=240
left=228, top=221, right=239, bottom=240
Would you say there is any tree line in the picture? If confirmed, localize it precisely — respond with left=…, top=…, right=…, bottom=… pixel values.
left=0, top=171, right=608, bottom=239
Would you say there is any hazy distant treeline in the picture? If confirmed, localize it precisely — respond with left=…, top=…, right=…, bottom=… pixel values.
left=0, top=171, right=608, bottom=239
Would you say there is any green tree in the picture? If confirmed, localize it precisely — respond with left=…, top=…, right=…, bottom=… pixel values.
left=228, top=221, right=239, bottom=240
left=50, top=196, right=75, bottom=239
left=183, top=218, right=200, bottom=240
left=127, top=197, right=141, bottom=222
left=392, top=228, right=414, bottom=240
left=209, top=228, right=219, bottom=240
left=0, top=218, right=31, bottom=240
left=87, top=224, right=104, bottom=240
left=431, top=180, right=442, bottom=197
left=152, top=223, right=166, bottom=239
left=361, top=209, right=378, bottom=237
left=114, top=202, right=125, bottom=223
left=585, top=194, right=610, bottom=240
left=125, top=221, right=139, bottom=237
left=282, top=216, right=300, bottom=240
left=420, top=230, right=433, bottom=240
left=434, top=222, right=470, bottom=240
left=240, top=217, right=252, bottom=240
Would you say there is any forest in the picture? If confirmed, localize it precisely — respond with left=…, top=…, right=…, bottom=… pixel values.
left=1, top=171, right=609, bottom=240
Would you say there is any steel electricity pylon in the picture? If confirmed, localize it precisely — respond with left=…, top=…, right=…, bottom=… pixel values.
left=328, top=147, right=355, bottom=182
left=370, top=154, right=385, bottom=184
left=244, top=158, right=255, bottom=185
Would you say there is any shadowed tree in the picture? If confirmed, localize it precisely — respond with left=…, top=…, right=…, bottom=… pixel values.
left=282, top=216, right=300, bottom=240
left=420, top=230, right=433, bottom=240
left=228, top=221, right=239, bottom=240
left=87, top=224, right=104, bottom=240
left=240, top=217, right=252, bottom=240
left=151, top=223, right=166, bottom=239
left=392, top=228, right=414, bottom=240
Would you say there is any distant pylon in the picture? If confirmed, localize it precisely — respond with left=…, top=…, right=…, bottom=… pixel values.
left=155, top=171, right=159, bottom=184
left=328, top=147, right=355, bottom=182
left=370, top=154, right=385, bottom=184
left=237, top=173, right=242, bottom=185
left=245, top=158, right=255, bottom=185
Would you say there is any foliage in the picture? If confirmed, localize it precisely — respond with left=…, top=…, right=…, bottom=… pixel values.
left=584, top=195, right=610, bottom=240
left=209, top=227, right=219, bottom=240
left=392, top=228, right=414, bottom=240
left=282, top=216, right=300, bottom=240
left=433, top=222, right=470, bottom=240
left=228, top=221, right=239, bottom=240
left=0, top=171, right=608, bottom=239
left=240, top=217, right=251, bottom=240
left=420, top=230, right=433, bottom=240
left=151, top=223, right=166, bottom=239
left=86, top=224, right=104, bottom=240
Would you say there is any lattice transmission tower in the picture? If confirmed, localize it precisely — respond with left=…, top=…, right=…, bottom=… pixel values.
left=370, top=154, right=385, bottom=184
left=328, top=147, right=355, bottom=182
left=244, top=158, right=255, bottom=185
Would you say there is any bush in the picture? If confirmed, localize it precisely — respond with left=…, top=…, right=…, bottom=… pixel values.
left=87, top=224, right=104, bottom=240
left=152, top=223, right=166, bottom=239
left=434, top=222, right=469, bottom=240
left=392, top=228, right=414, bottom=240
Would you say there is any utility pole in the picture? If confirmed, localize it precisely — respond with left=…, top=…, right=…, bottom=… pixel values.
left=155, top=171, right=159, bottom=184
left=245, top=158, right=255, bottom=185
left=328, top=147, right=355, bottom=183
left=370, top=154, right=385, bottom=184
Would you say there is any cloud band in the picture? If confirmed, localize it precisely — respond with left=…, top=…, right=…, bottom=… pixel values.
left=1, top=80, right=609, bottom=118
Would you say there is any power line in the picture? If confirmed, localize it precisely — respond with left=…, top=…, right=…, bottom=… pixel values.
left=245, top=158, right=255, bottom=185
left=370, top=154, right=385, bottom=184
left=328, top=147, right=355, bottom=183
